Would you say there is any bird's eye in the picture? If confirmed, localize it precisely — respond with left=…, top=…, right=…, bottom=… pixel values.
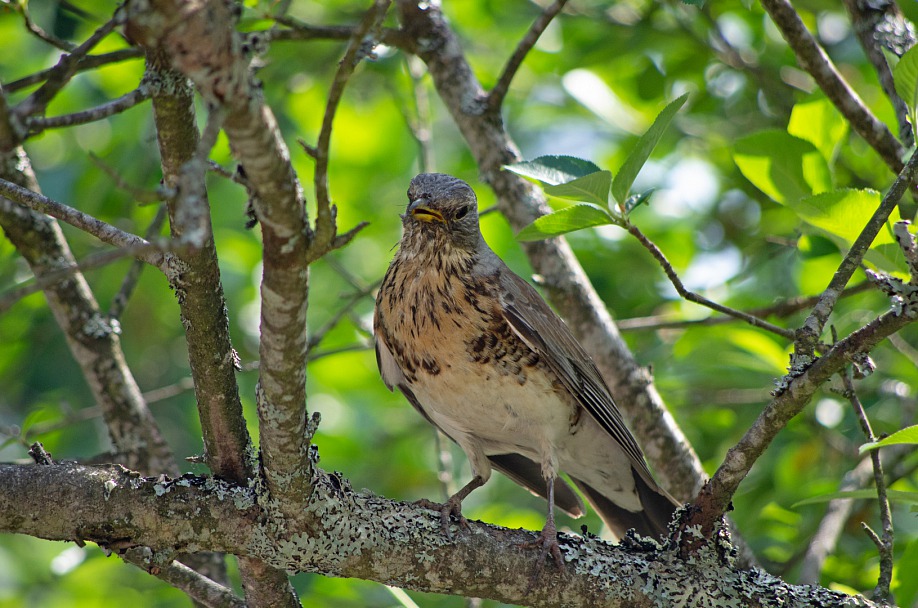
left=455, top=206, right=469, bottom=219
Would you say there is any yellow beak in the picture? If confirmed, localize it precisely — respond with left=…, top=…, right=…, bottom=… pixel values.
left=409, top=202, right=445, bottom=223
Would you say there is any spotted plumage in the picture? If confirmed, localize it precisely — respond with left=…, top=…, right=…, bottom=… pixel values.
left=374, top=173, right=679, bottom=562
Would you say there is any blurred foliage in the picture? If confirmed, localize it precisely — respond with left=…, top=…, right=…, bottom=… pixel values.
left=2, top=0, right=918, bottom=606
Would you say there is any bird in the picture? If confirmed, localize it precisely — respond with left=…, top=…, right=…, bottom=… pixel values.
left=373, top=173, right=679, bottom=564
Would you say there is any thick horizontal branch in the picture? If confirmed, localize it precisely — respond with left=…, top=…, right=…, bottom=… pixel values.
left=0, top=462, right=880, bottom=608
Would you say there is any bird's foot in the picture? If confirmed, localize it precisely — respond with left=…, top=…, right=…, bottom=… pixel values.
left=521, top=517, right=564, bottom=571
left=414, top=495, right=470, bottom=539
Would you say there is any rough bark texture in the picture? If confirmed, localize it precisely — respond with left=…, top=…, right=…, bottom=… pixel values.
left=0, top=462, right=880, bottom=608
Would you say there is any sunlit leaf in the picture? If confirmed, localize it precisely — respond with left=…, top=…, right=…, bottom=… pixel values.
left=792, top=189, right=897, bottom=246
left=788, top=97, right=848, bottom=163
left=516, top=203, right=617, bottom=241
left=894, top=45, right=918, bottom=131
left=860, top=424, right=918, bottom=453
left=734, top=131, right=831, bottom=204
left=612, top=93, right=688, bottom=204
left=504, top=156, right=602, bottom=185
left=543, top=170, right=612, bottom=206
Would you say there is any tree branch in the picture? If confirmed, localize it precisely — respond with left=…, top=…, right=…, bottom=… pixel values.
left=308, top=0, right=389, bottom=262
left=487, top=0, right=568, bottom=111
left=759, top=0, right=906, bottom=173
left=625, top=220, right=795, bottom=340
left=688, top=303, right=918, bottom=539
left=796, top=149, right=918, bottom=358
left=841, top=372, right=894, bottom=602
left=0, top=462, right=884, bottom=608
left=0, top=178, right=168, bottom=269
left=4, top=49, right=144, bottom=94
left=26, top=86, right=152, bottom=134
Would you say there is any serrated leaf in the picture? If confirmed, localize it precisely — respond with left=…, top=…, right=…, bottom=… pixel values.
left=860, top=424, right=918, bottom=453
left=542, top=170, right=612, bottom=206
left=894, top=45, right=918, bottom=131
left=788, top=97, right=848, bottom=163
left=623, top=189, right=654, bottom=214
left=516, top=203, right=616, bottom=241
left=792, top=489, right=918, bottom=508
left=734, top=130, right=831, bottom=204
left=612, top=93, right=688, bottom=204
left=505, top=156, right=602, bottom=185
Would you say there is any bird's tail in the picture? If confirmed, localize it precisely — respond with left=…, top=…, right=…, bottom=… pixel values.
left=571, top=467, right=679, bottom=540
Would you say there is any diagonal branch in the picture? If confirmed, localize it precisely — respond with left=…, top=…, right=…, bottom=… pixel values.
left=308, top=0, right=389, bottom=262
left=0, top=177, right=168, bottom=269
left=625, top=220, right=795, bottom=340
left=687, top=305, right=918, bottom=540
left=796, top=149, right=918, bottom=358
left=759, top=0, right=906, bottom=173
left=487, top=0, right=568, bottom=111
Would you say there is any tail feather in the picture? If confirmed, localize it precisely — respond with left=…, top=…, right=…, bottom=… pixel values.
left=572, top=467, right=679, bottom=540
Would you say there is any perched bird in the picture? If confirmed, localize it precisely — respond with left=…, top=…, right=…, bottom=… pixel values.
left=374, top=173, right=678, bottom=562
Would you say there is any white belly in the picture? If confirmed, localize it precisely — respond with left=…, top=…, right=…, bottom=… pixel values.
left=407, top=357, right=573, bottom=480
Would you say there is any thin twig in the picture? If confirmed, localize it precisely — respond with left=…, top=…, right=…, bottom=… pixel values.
left=88, top=153, right=163, bottom=205
left=309, top=0, right=391, bottom=262
left=269, top=16, right=409, bottom=49
left=307, top=343, right=372, bottom=362
left=5, top=49, right=143, bottom=94
left=17, top=3, right=78, bottom=52
left=109, top=204, right=168, bottom=320
left=841, top=371, right=894, bottom=602
left=15, top=9, right=125, bottom=120
left=406, top=55, right=434, bottom=173
left=0, top=178, right=165, bottom=269
left=307, top=281, right=380, bottom=352
left=487, top=0, right=569, bottom=111
left=624, top=220, right=795, bottom=339
left=796, top=149, right=918, bottom=358
left=27, top=87, right=152, bottom=134
left=759, top=0, right=906, bottom=173
left=122, top=549, right=246, bottom=608
left=0, top=238, right=174, bottom=316
left=616, top=282, right=873, bottom=332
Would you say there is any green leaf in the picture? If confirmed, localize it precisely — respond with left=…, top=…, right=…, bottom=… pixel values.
left=792, top=189, right=897, bottom=246
left=788, top=97, right=848, bottom=163
left=894, top=45, right=918, bottom=131
left=792, top=489, right=918, bottom=508
left=734, top=130, right=832, bottom=204
left=516, top=203, right=617, bottom=241
left=624, top=189, right=654, bottom=214
left=612, top=93, right=688, bottom=204
left=892, top=539, right=918, bottom=607
left=860, top=424, right=918, bottom=453
left=542, top=170, right=612, bottom=206
left=504, top=156, right=602, bottom=185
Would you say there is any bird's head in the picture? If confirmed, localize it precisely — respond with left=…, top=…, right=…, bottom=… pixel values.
left=401, top=173, right=482, bottom=252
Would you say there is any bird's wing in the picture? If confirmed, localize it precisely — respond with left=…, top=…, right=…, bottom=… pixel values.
left=377, top=316, right=585, bottom=516
left=498, top=268, right=660, bottom=490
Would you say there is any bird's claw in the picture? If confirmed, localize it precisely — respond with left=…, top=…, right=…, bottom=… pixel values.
left=521, top=520, right=564, bottom=572
left=415, top=496, right=469, bottom=539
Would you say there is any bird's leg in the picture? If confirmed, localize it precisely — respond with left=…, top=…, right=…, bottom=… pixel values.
left=521, top=476, right=564, bottom=570
left=415, top=475, right=485, bottom=539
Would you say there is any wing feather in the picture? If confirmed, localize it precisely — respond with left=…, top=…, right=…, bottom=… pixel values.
left=498, top=269, right=660, bottom=489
